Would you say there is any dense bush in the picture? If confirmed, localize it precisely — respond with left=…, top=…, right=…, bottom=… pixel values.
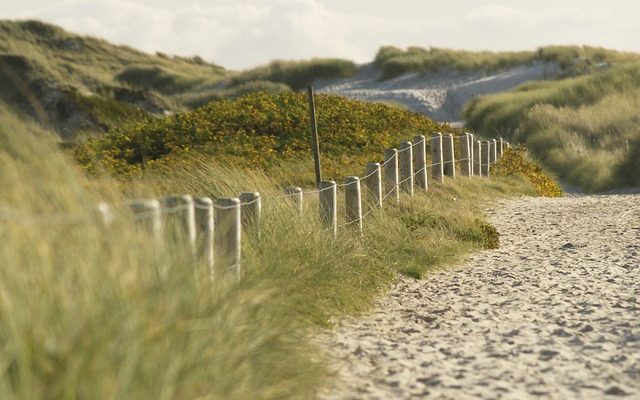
left=493, top=146, right=563, bottom=197
left=75, top=92, right=449, bottom=176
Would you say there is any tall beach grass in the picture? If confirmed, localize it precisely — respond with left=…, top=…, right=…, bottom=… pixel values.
left=0, top=97, right=544, bottom=398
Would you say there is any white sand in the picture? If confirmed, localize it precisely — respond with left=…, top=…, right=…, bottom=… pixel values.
left=317, top=194, right=640, bottom=399
left=317, top=62, right=560, bottom=122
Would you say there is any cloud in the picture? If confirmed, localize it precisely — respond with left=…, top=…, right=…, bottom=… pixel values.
left=4, top=0, right=374, bottom=68
left=2, top=0, right=640, bottom=69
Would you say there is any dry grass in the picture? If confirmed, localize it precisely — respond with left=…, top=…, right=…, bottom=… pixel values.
left=0, top=97, right=540, bottom=398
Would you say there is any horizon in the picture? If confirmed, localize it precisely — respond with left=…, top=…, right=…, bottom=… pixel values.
left=2, top=0, right=640, bottom=69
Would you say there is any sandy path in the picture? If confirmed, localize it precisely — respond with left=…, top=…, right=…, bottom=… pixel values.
left=318, top=195, right=640, bottom=399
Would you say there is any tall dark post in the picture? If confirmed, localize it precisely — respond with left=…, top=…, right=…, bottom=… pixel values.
left=308, top=86, right=322, bottom=188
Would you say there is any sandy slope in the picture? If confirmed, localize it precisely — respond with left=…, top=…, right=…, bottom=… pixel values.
left=317, top=194, right=640, bottom=399
left=317, top=62, right=560, bottom=122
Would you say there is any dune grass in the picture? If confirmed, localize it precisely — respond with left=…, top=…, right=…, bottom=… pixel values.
left=464, top=63, right=640, bottom=191
left=0, top=20, right=227, bottom=97
left=374, top=45, right=640, bottom=80
left=229, top=58, right=358, bottom=91
left=0, top=93, right=550, bottom=398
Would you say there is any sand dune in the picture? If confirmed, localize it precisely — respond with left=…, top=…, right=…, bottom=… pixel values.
left=317, top=62, right=560, bottom=122
left=318, top=194, right=640, bottom=399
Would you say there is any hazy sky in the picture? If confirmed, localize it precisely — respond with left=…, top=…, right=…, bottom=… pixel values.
left=3, top=0, right=640, bottom=69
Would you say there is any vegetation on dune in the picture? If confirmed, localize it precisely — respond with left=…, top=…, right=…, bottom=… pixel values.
left=178, top=80, right=292, bottom=109
left=374, top=45, right=640, bottom=80
left=0, top=20, right=360, bottom=139
left=74, top=92, right=451, bottom=178
left=229, top=58, right=358, bottom=91
left=464, top=64, right=640, bottom=191
left=374, top=46, right=534, bottom=79
left=0, top=96, right=544, bottom=398
left=493, top=146, right=563, bottom=197
left=0, top=20, right=227, bottom=96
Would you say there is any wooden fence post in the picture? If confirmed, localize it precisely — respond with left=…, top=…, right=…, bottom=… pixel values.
left=383, top=148, right=400, bottom=204
left=474, top=140, right=482, bottom=177
left=443, top=134, right=456, bottom=177
left=344, top=176, right=363, bottom=234
left=468, top=133, right=475, bottom=176
left=161, top=195, right=196, bottom=256
left=461, top=133, right=472, bottom=177
left=319, top=181, right=337, bottom=239
left=413, top=135, right=428, bottom=191
left=239, top=192, right=261, bottom=239
left=365, top=162, right=383, bottom=208
left=285, top=186, right=303, bottom=215
left=431, top=133, right=444, bottom=183
left=129, top=199, right=162, bottom=243
left=214, top=198, right=242, bottom=279
left=490, top=139, right=498, bottom=164
left=96, top=201, right=114, bottom=227
left=482, top=141, right=491, bottom=177
left=194, top=197, right=214, bottom=278
left=398, top=141, right=414, bottom=196
left=498, top=137, right=504, bottom=159
left=308, top=87, right=322, bottom=188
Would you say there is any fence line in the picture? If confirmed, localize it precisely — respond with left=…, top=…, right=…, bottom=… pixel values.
left=1, top=132, right=509, bottom=282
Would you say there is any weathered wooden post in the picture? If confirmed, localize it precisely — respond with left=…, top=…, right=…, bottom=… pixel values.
left=319, top=181, right=337, bottom=239
left=129, top=199, right=162, bottom=243
left=194, top=197, right=214, bottom=277
left=214, top=198, right=242, bottom=279
left=497, top=137, right=504, bottom=159
left=431, top=133, right=444, bottom=183
left=96, top=201, right=114, bottom=227
left=481, top=141, right=491, bottom=177
left=461, top=133, right=472, bottom=177
left=365, top=162, right=383, bottom=208
left=239, top=192, right=261, bottom=238
left=443, top=134, right=456, bottom=177
left=344, top=176, right=363, bottom=234
left=285, top=186, right=303, bottom=215
left=308, top=87, right=322, bottom=188
left=474, top=140, right=482, bottom=177
left=413, top=135, right=428, bottom=191
left=398, top=141, right=414, bottom=196
left=383, top=148, right=400, bottom=204
left=490, top=139, right=498, bottom=164
left=468, top=133, right=475, bottom=176
left=161, top=195, right=196, bottom=256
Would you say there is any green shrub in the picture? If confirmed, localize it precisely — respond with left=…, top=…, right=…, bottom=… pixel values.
left=75, top=92, right=450, bottom=177
left=493, top=146, right=563, bottom=197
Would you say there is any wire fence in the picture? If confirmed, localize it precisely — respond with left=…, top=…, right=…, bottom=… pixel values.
left=1, top=134, right=508, bottom=280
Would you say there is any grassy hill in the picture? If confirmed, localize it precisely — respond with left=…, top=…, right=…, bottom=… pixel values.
left=464, top=63, right=640, bottom=192
left=3, top=19, right=637, bottom=191
left=0, top=20, right=359, bottom=138
left=373, top=45, right=640, bottom=80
